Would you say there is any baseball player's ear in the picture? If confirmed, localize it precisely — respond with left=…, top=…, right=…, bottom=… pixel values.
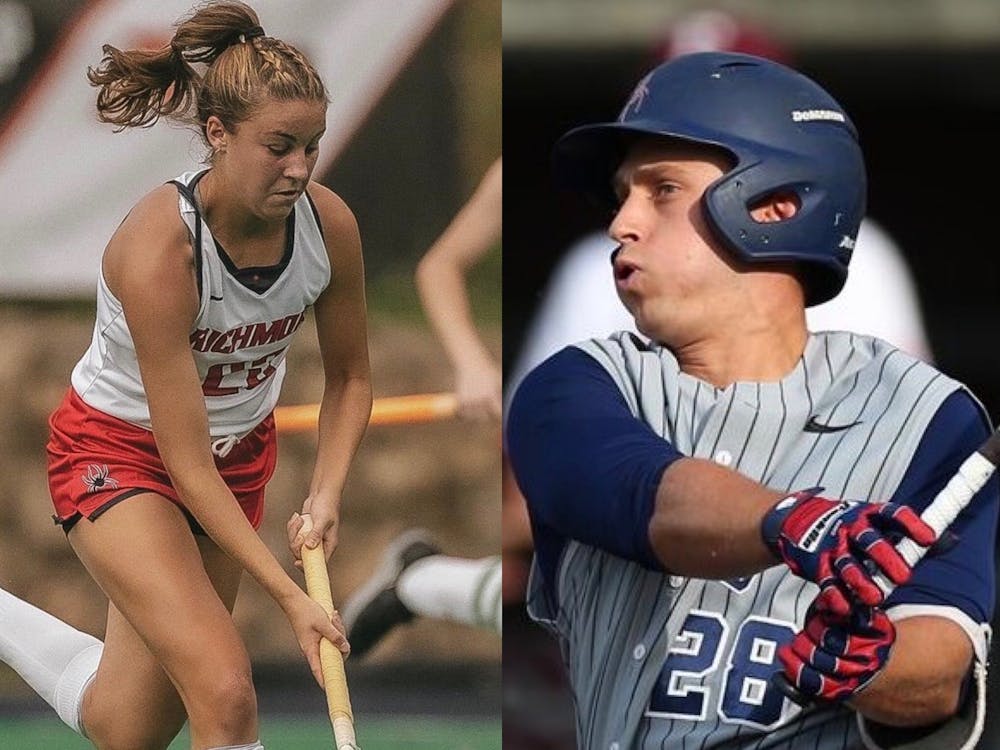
left=749, top=191, right=800, bottom=223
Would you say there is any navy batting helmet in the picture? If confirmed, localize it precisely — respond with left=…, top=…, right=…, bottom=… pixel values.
left=552, top=52, right=866, bottom=306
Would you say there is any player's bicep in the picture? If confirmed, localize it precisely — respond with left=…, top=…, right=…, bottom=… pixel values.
left=308, top=184, right=370, bottom=384
left=507, top=346, right=682, bottom=569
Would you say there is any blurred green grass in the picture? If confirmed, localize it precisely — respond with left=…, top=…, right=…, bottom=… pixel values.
left=0, top=715, right=500, bottom=749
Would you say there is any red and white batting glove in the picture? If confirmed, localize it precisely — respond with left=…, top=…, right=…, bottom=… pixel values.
left=778, top=586, right=895, bottom=703
left=761, top=488, right=937, bottom=612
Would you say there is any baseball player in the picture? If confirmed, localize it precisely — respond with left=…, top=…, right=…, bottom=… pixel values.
left=507, top=52, right=998, bottom=749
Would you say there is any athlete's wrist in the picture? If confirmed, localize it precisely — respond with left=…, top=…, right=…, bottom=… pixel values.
left=759, top=486, right=826, bottom=556
left=274, top=580, right=309, bottom=612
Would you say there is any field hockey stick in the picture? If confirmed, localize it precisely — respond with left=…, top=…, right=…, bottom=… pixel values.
left=275, top=392, right=458, bottom=433
left=300, top=514, right=360, bottom=749
left=775, top=426, right=1000, bottom=706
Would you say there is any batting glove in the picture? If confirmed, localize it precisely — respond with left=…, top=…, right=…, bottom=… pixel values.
left=761, top=488, right=937, bottom=609
left=778, top=587, right=895, bottom=703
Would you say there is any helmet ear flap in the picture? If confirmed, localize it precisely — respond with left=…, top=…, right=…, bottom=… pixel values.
left=702, top=151, right=861, bottom=307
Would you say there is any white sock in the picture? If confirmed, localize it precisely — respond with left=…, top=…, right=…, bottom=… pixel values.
left=397, top=555, right=502, bottom=633
left=0, top=587, right=103, bottom=735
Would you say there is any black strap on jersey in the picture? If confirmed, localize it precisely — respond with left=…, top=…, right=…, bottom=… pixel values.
left=168, top=174, right=206, bottom=300
left=303, top=188, right=325, bottom=241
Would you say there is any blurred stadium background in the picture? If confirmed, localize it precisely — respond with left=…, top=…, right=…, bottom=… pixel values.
left=503, top=1, right=1000, bottom=748
left=0, top=0, right=500, bottom=747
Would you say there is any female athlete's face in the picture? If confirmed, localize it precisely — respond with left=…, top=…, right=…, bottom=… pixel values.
left=609, top=138, right=740, bottom=345
left=213, top=97, right=327, bottom=222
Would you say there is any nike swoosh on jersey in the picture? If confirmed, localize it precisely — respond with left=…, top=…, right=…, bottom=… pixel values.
left=803, top=416, right=862, bottom=434
left=210, top=294, right=224, bottom=301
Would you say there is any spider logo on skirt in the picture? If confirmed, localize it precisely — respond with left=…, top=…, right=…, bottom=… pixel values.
left=81, top=464, right=120, bottom=493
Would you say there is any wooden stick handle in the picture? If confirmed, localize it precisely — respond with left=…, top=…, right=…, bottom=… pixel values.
left=300, top=514, right=359, bottom=749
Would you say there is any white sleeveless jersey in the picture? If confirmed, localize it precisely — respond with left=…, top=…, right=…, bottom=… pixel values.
left=71, top=170, right=331, bottom=438
left=527, top=331, right=988, bottom=750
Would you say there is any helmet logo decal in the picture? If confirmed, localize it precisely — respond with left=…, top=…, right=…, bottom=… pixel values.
left=791, top=109, right=846, bottom=123
left=619, top=72, right=653, bottom=121
left=839, top=235, right=856, bottom=250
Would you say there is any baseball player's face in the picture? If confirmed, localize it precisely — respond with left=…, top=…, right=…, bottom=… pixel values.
left=609, top=138, right=740, bottom=346
left=214, top=97, right=327, bottom=222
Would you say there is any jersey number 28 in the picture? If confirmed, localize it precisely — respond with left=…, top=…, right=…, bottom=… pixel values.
left=647, top=610, right=796, bottom=729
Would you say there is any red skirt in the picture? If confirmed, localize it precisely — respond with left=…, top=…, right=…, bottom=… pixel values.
left=47, top=388, right=276, bottom=532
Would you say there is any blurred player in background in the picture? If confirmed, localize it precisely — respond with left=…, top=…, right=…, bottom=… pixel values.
left=508, top=51, right=997, bottom=749
left=0, top=3, right=368, bottom=748
left=418, top=157, right=503, bottom=422
left=340, top=158, right=502, bottom=657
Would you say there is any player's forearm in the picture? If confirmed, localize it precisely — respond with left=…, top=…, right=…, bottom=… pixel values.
left=173, top=468, right=302, bottom=604
left=143, top=374, right=302, bottom=602
left=310, top=374, right=373, bottom=498
left=415, top=254, right=495, bottom=373
left=648, top=457, right=784, bottom=577
left=850, top=616, right=971, bottom=726
left=852, top=672, right=962, bottom=727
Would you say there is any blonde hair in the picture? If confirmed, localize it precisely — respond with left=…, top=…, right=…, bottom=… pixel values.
left=88, top=1, right=327, bottom=143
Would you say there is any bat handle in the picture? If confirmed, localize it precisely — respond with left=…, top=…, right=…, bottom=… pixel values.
left=299, top=514, right=360, bottom=750
left=775, top=434, right=1000, bottom=711
left=871, top=449, right=998, bottom=595
left=771, top=672, right=815, bottom=707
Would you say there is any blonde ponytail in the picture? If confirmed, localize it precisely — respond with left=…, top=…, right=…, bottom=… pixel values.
left=88, top=1, right=326, bottom=139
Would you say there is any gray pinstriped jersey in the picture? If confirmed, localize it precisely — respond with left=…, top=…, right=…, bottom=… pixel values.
left=527, top=330, right=968, bottom=749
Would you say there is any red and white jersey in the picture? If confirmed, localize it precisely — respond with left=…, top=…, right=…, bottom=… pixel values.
left=71, top=169, right=331, bottom=438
